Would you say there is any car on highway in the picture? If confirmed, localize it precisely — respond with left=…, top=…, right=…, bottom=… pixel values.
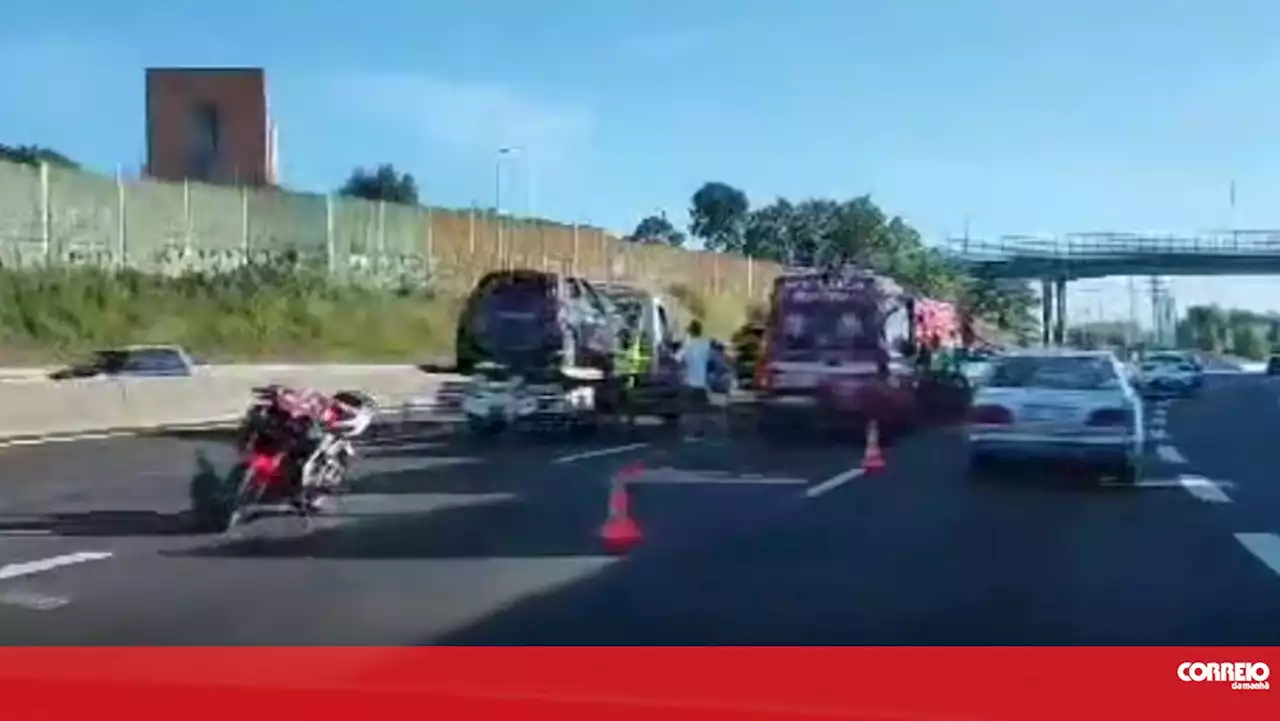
left=965, top=348, right=1144, bottom=483
left=48, top=345, right=196, bottom=380
left=454, top=270, right=626, bottom=436
left=1135, top=350, right=1203, bottom=398
left=1267, top=353, right=1280, bottom=375
left=454, top=269, right=622, bottom=376
left=957, top=347, right=999, bottom=387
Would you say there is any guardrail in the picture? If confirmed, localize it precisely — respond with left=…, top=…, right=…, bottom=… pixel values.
left=0, top=365, right=468, bottom=441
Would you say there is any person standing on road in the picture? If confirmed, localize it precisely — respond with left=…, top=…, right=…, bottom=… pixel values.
left=675, top=319, right=715, bottom=440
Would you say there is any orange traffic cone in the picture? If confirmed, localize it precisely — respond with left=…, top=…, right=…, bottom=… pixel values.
left=614, top=460, right=646, bottom=482
left=861, top=421, right=886, bottom=472
left=600, top=468, right=643, bottom=554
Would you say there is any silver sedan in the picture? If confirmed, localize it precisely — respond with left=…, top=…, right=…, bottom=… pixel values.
left=964, top=349, right=1145, bottom=483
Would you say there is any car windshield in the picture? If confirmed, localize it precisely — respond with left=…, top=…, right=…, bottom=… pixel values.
left=1146, top=353, right=1186, bottom=365
left=597, top=289, right=645, bottom=332
left=474, top=279, right=555, bottom=350
left=772, top=302, right=881, bottom=353
left=90, top=349, right=128, bottom=370
left=986, top=355, right=1120, bottom=391
left=129, top=348, right=188, bottom=372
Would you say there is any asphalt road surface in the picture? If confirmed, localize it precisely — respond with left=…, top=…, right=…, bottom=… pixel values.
left=2, top=374, right=1280, bottom=645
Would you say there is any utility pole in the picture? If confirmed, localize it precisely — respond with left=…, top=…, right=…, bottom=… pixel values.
left=1148, top=277, right=1163, bottom=348
left=494, top=147, right=511, bottom=267
left=1146, top=276, right=1179, bottom=348
left=1126, top=276, right=1138, bottom=351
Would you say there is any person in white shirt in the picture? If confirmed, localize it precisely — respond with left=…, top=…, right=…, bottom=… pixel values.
left=675, top=319, right=716, bottom=440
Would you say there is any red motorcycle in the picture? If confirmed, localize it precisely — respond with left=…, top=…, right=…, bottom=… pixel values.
left=220, top=386, right=374, bottom=531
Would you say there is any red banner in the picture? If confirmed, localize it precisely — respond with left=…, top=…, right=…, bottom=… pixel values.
left=0, top=648, right=1274, bottom=720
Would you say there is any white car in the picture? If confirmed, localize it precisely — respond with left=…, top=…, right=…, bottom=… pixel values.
left=965, top=349, right=1145, bottom=483
left=1136, top=351, right=1203, bottom=398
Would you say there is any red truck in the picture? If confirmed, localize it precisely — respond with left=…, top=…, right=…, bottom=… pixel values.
left=752, top=267, right=967, bottom=440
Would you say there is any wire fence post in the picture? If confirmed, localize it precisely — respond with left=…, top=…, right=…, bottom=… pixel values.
left=468, top=203, right=476, bottom=255
left=325, top=194, right=336, bottom=275
left=239, top=186, right=250, bottom=263
left=182, top=179, right=192, bottom=258
left=115, top=166, right=127, bottom=269
left=572, top=223, right=580, bottom=276
left=39, top=161, right=50, bottom=264
left=376, top=200, right=386, bottom=275
left=425, top=204, right=435, bottom=276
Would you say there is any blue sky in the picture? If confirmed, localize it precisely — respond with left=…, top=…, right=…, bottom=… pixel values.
left=4, top=0, right=1280, bottom=322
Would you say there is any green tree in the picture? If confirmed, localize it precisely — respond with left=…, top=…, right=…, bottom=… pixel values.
left=689, top=181, right=750, bottom=252
left=742, top=198, right=837, bottom=265
left=689, top=180, right=1036, bottom=338
left=339, top=164, right=419, bottom=205
left=1232, top=325, right=1265, bottom=360
left=0, top=143, right=78, bottom=169
left=627, top=214, right=686, bottom=246
left=1180, top=305, right=1226, bottom=351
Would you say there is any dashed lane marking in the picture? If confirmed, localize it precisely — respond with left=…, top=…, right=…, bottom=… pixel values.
left=0, top=551, right=114, bottom=582
left=805, top=468, right=867, bottom=498
left=552, top=443, right=649, bottom=465
left=1155, top=445, right=1187, bottom=464
left=1234, top=533, right=1280, bottom=578
left=1100, top=476, right=1234, bottom=490
left=0, top=590, right=70, bottom=611
left=1178, top=474, right=1233, bottom=503
left=639, top=467, right=811, bottom=486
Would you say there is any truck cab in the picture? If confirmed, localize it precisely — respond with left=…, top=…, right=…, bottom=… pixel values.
left=753, top=268, right=910, bottom=437
left=591, top=282, right=680, bottom=378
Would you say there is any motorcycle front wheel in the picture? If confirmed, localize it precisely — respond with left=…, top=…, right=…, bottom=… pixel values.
left=225, top=464, right=267, bottom=531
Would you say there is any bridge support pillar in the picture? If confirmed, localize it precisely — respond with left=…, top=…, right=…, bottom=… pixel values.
left=1054, top=277, right=1067, bottom=345
left=1041, top=279, right=1054, bottom=345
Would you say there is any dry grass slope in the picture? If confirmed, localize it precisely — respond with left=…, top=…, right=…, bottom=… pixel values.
left=0, top=266, right=757, bottom=365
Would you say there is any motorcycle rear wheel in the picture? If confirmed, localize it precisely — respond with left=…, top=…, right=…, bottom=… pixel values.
left=225, top=464, right=267, bottom=531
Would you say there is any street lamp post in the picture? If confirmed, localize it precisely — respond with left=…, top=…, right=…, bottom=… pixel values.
left=495, top=147, right=511, bottom=267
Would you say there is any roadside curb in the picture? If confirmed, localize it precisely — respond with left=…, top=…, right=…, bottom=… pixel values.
left=0, top=418, right=245, bottom=449
left=0, top=404, right=458, bottom=450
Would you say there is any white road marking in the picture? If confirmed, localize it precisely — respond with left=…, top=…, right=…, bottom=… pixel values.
left=640, top=467, right=810, bottom=485
left=1100, top=477, right=1235, bottom=489
left=1179, top=474, right=1233, bottom=503
left=1155, top=445, right=1187, bottom=464
left=552, top=443, right=649, bottom=465
left=0, top=551, right=114, bottom=582
left=0, top=529, right=54, bottom=537
left=0, top=590, right=70, bottom=611
left=805, top=468, right=867, bottom=498
left=1149, top=427, right=1169, bottom=441
left=0, top=431, right=130, bottom=449
left=1234, top=533, right=1280, bottom=577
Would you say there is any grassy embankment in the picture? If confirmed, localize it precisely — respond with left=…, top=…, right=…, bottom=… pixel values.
left=0, top=266, right=751, bottom=366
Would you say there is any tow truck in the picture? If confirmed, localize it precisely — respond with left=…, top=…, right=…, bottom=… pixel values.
left=454, top=270, right=622, bottom=437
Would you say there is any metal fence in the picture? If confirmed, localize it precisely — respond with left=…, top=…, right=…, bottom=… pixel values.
left=944, top=231, right=1280, bottom=261
left=0, top=160, right=783, bottom=299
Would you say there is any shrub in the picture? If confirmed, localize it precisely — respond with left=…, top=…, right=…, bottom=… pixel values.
left=665, top=282, right=748, bottom=340
left=0, top=266, right=460, bottom=364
